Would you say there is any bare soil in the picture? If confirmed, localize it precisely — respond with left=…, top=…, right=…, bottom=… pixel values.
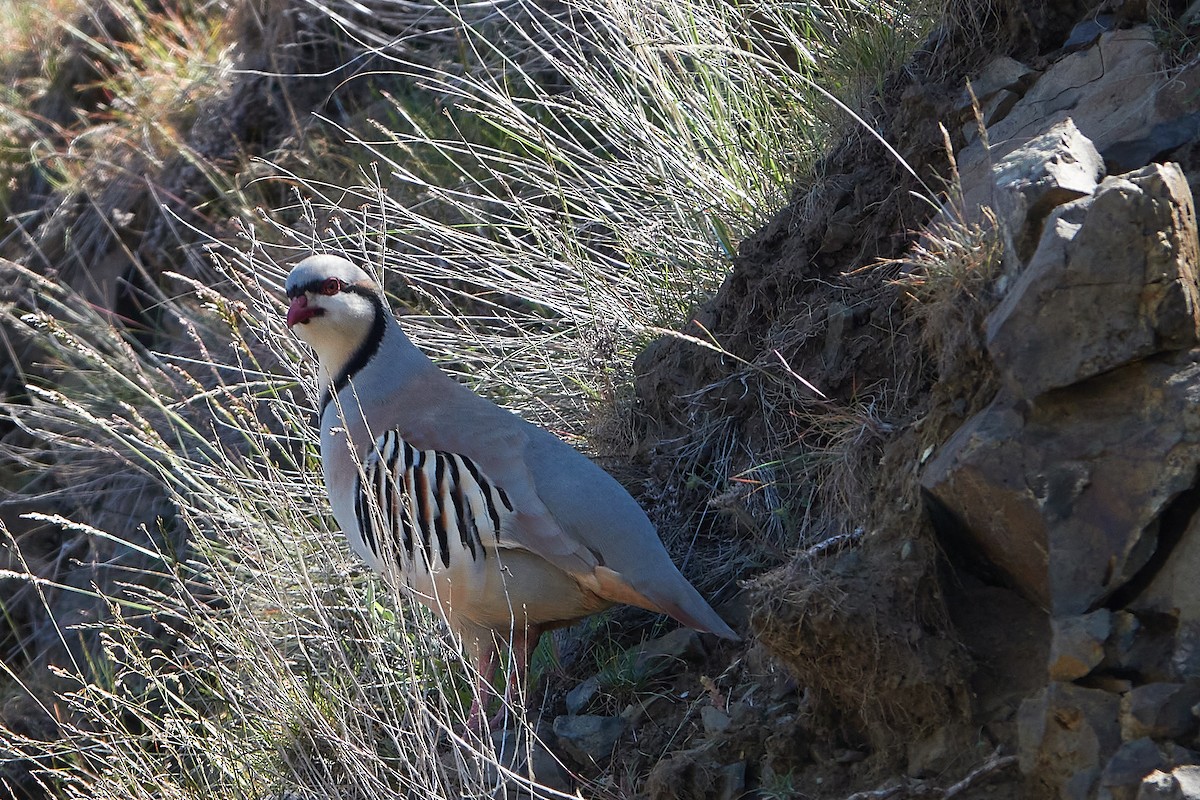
left=576, top=2, right=1132, bottom=796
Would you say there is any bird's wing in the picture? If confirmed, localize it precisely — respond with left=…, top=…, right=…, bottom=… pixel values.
left=520, top=427, right=738, bottom=639
left=357, top=374, right=736, bottom=638
left=369, top=387, right=603, bottom=577
left=350, top=371, right=729, bottom=642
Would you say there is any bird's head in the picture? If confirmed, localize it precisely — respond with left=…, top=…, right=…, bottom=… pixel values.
left=285, top=255, right=386, bottom=380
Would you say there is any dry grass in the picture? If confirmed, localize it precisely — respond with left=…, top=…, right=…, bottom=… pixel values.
left=749, top=533, right=969, bottom=751
left=901, top=204, right=1004, bottom=380
left=0, top=0, right=939, bottom=795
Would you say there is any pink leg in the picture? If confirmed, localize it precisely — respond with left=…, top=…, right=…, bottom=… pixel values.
left=487, top=624, right=542, bottom=730
left=465, top=644, right=499, bottom=734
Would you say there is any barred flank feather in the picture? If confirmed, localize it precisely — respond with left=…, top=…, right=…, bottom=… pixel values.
left=353, top=430, right=504, bottom=575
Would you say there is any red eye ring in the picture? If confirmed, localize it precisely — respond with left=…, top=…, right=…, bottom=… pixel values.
left=319, top=277, right=342, bottom=296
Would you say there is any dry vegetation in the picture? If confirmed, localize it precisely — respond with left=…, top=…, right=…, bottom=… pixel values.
left=0, top=0, right=948, bottom=796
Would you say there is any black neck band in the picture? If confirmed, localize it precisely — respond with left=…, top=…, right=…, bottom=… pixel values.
left=320, top=287, right=387, bottom=412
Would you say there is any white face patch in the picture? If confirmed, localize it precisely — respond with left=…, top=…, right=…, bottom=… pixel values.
left=291, top=289, right=379, bottom=393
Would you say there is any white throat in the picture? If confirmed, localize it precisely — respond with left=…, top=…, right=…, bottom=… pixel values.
left=292, top=296, right=379, bottom=398
left=301, top=327, right=362, bottom=398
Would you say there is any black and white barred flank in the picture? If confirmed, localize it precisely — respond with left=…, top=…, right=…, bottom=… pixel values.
left=352, top=429, right=515, bottom=570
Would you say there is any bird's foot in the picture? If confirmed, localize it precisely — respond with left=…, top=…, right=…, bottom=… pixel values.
left=461, top=699, right=491, bottom=739
left=487, top=703, right=523, bottom=732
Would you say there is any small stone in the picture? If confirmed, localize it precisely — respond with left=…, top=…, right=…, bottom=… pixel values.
left=1102, top=113, right=1200, bottom=174
left=1019, top=683, right=1121, bottom=799
left=959, top=56, right=1038, bottom=112
left=907, top=724, right=967, bottom=777
left=552, top=715, right=628, bottom=765
left=981, top=89, right=1020, bottom=127
left=835, top=749, right=866, bottom=764
left=565, top=675, right=600, bottom=715
left=1175, top=622, right=1200, bottom=681
left=1176, top=767, right=1200, bottom=797
left=490, top=727, right=574, bottom=797
left=527, top=743, right=574, bottom=795
left=1050, top=610, right=1112, bottom=680
left=1091, top=676, right=1136, bottom=694
left=1140, top=769, right=1178, bottom=799
left=1103, top=738, right=1168, bottom=800
left=820, top=206, right=858, bottom=253
left=822, top=302, right=851, bottom=370
left=990, top=118, right=1105, bottom=264
left=716, top=762, right=747, bottom=800
left=962, top=91, right=1022, bottom=145
left=1122, top=684, right=1200, bottom=741
left=637, top=627, right=706, bottom=665
left=701, top=705, right=732, bottom=736
left=1163, top=742, right=1200, bottom=768
left=1107, top=612, right=1143, bottom=667
left=1065, top=15, right=1116, bottom=51
left=1138, top=766, right=1200, bottom=800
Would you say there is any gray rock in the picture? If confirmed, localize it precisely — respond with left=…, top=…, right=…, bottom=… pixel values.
left=1163, top=743, right=1200, bottom=769
left=821, top=205, right=859, bottom=253
left=1177, top=624, right=1200, bottom=682
left=1139, top=766, right=1200, bottom=799
left=1107, top=612, right=1143, bottom=670
left=1121, top=684, right=1200, bottom=741
left=1186, top=0, right=1200, bottom=27
left=700, top=705, right=732, bottom=737
left=1140, top=770, right=1178, bottom=799
left=1050, top=611, right=1113, bottom=681
left=716, top=762, right=747, bottom=800
left=991, top=118, right=1105, bottom=264
left=988, top=162, right=1200, bottom=401
left=822, top=302, right=851, bottom=370
left=489, top=727, right=575, bottom=799
left=1178, top=767, right=1200, bottom=798
left=1130, top=514, right=1200, bottom=682
left=1019, top=683, right=1121, bottom=799
left=964, top=90, right=1023, bottom=144
left=923, top=352, right=1200, bottom=614
left=1103, top=612, right=1182, bottom=684
left=982, top=89, right=1020, bottom=128
left=924, top=157, right=1200, bottom=617
left=1065, top=15, right=1116, bottom=51
left=1103, top=738, right=1168, bottom=800
left=636, top=627, right=706, bottom=664
left=569, top=628, right=707, bottom=716
left=564, top=675, right=600, bottom=715
left=907, top=723, right=973, bottom=778
left=1102, top=113, right=1200, bottom=174
left=958, top=56, right=1038, bottom=112
left=955, top=26, right=1162, bottom=225
left=552, top=715, right=627, bottom=765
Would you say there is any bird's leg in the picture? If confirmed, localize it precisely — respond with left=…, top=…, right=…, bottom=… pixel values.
left=465, top=642, right=499, bottom=735
left=487, top=624, right=543, bottom=730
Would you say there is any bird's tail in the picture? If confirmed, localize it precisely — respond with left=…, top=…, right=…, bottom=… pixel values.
left=653, top=585, right=740, bottom=641
left=593, top=565, right=739, bottom=639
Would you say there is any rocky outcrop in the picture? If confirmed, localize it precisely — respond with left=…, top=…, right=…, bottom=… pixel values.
left=955, top=25, right=1200, bottom=217
left=923, top=154, right=1200, bottom=617
left=918, top=17, right=1200, bottom=789
left=989, top=158, right=1199, bottom=399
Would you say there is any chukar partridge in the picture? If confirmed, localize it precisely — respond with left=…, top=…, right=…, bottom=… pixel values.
left=284, top=254, right=737, bottom=729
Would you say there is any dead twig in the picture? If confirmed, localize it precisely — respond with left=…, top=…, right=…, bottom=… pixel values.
left=842, top=748, right=1018, bottom=800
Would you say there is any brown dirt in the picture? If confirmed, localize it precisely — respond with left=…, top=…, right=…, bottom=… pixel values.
left=606, top=1, right=1138, bottom=797
left=6, top=0, right=1190, bottom=797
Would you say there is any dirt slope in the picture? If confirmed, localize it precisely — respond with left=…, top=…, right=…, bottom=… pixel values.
left=4, top=0, right=1200, bottom=798
left=601, top=0, right=1200, bottom=797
